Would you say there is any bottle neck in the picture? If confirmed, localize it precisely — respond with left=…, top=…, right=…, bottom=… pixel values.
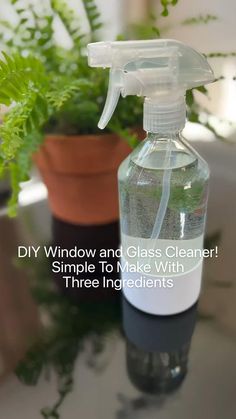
left=146, top=131, right=183, bottom=141
left=143, top=95, right=186, bottom=134
left=132, top=128, right=196, bottom=171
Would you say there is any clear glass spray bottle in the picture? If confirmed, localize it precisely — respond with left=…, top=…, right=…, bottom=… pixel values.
left=118, top=117, right=210, bottom=314
left=88, top=39, right=214, bottom=315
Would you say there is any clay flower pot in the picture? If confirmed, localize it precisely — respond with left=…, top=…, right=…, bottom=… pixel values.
left=34, top=133, right=136, bottom=225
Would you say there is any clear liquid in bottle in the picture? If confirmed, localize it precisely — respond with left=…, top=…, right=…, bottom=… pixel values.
left=118, top=132, right=209, bottom=315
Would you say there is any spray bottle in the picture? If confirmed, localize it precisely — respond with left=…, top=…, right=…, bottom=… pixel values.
left=88, top=39, right=214, bottom=315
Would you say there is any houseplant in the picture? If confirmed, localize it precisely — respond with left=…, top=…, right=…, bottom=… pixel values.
left=0, top=0, right=143, bottom=222
left=0, top=1, right=230, bottom=418
left=0, top=0, right=222, bottom=222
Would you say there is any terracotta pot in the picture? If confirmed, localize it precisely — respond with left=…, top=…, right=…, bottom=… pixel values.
left=34, top=132, right=142, bottom=225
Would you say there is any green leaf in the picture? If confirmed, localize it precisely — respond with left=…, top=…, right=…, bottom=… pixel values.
left=51, top=0, right=85, bottom=49
left=152, top=26, right=161, bottom=37
left=182, top=14, right=218, bottom=26
left=186, top=89, right=194, bottom=107
left=47, top=78, right=92, bottom=110
left=162, top=8, right=169, bottom=17
left=195, top=85, right=208, bottom=95
left=161, top=0, right=179, bottom=16
left=82, top=0, right=102, bottom=39
left=0, top=93, right=48, bottom=160
left=0, top=52, right=47, bottom=104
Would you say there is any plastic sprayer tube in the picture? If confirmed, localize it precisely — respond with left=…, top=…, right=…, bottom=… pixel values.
left=150, top=139, right=172, bottom=240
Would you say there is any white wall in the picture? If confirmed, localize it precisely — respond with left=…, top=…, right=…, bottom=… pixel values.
left=157, top=0, right=236, bottom=127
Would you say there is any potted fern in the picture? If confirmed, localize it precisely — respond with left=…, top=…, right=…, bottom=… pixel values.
left=0, top=0, right=221, bottom=229
left=0, top=0, right=143, bottom=223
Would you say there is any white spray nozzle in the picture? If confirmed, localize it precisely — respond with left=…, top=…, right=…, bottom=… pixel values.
left=87, top=39, right=214, bottom=130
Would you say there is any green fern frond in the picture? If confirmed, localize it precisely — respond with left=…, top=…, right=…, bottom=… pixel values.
left=51, top=0, right=85, bottom=50
left=161, top=0, right=179, bottom=17
left=29, top=11, right=54, bottom=57
left=182, top=14, right=218, bottom=25
left=206, top=52, right=236, bottom=58
left=7, top=162, right=21, bottom=217
left=7, top=1, right=56, bottom=69
left=83, top=0, right=102, bottom=38
left=0, top=52, right=47, bottom=105
left=6, top=130, right=44, bottom=217
left=47, top=79, right=92, bottom=110
left=10, top=0, right=20, bottom=5
left=0, top=93, right=48, bottom=160
left=0, top=19, right=15, bottom=31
